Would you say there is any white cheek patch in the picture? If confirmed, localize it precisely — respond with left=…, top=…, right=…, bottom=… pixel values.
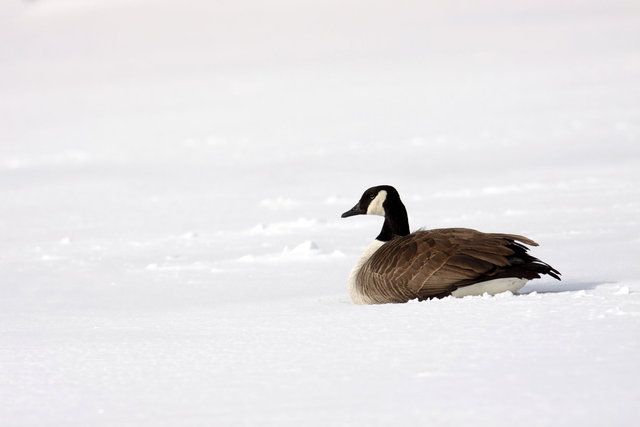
left=366, top=190, right=387, bottom=216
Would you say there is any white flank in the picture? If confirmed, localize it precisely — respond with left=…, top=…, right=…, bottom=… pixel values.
left=366, top=190, right=387, bottom=216
left=348, top=239, right=386, bottom=304
left=451, top=278, right=528, bottom=297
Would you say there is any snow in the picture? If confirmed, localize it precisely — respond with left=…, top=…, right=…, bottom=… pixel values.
left=1, top=0, right=640, bottom=425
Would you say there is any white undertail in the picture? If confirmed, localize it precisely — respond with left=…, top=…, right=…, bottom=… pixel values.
left=451, top=278, right=528, bottom=297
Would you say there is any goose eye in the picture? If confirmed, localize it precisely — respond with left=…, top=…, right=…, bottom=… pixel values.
left=369, top=194, right=376, bottom=200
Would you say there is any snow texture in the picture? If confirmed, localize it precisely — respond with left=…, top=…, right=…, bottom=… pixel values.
left=1, top=0, right=640, bottom=426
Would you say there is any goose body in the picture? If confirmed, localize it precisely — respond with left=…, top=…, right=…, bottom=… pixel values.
left=342, top=185, right=560, bottom=304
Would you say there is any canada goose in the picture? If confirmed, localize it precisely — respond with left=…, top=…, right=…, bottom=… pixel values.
left=341, top=185, right=560, bottom=304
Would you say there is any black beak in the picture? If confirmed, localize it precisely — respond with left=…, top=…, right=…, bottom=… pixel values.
left=341, top=204, right=365, bottom=218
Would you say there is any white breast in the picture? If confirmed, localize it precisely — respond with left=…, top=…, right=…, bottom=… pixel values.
left=348, top=239, right=385, bottom=304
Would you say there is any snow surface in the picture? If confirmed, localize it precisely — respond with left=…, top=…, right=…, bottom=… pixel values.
left=1, top=0, right=640, bottom=425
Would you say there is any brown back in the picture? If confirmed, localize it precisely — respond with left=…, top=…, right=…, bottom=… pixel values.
left=355, top=228, right=539, bottom=303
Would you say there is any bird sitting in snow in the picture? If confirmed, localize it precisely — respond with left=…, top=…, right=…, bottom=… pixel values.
left=341, top=185, right=560, bottom=304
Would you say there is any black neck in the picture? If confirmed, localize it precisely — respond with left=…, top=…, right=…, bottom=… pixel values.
left=376, top=201, right=410, bottom=241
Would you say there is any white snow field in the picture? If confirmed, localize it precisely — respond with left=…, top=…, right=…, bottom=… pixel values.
left=2, top=0, right=640, bottom=425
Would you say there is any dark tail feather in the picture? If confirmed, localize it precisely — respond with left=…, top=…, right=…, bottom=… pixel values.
left=527, top=259, right=562, bottom=280
left=507, top=243, right=561, bottom=281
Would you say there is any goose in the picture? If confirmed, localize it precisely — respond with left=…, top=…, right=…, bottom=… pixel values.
left=341, top=185, right=560, bottom=304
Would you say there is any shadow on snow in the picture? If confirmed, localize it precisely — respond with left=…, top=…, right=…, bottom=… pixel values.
left=518, top=281, right=609, bottom=295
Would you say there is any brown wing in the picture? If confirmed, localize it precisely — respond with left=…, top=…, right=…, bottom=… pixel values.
left=357, top=228, right=540, bottom=303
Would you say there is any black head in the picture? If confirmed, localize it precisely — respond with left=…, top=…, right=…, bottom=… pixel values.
left=341, top=185, right=400, bottom=218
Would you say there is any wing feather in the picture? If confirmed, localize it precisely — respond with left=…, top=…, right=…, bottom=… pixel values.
left=356, top=228, right=543, bottom=303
